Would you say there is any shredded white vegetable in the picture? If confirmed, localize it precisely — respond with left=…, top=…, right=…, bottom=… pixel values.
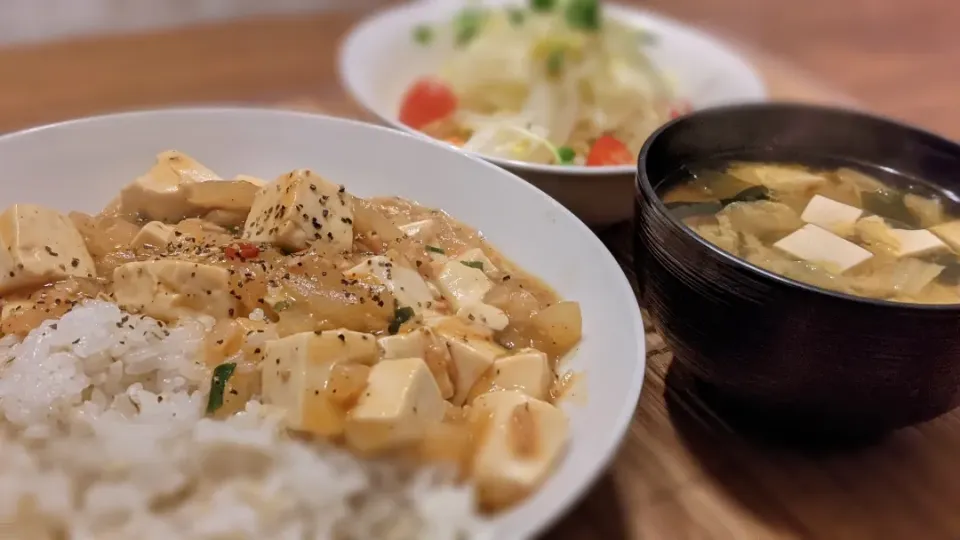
left=426, top=1, right=679, bottom=165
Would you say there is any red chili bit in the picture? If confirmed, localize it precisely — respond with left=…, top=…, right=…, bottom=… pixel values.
left=238, top=243, right=260, bottom=259
left=224, top=245, right=240, bottom=260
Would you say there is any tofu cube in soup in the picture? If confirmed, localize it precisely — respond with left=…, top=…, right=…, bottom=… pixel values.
left=381, top=326, right=455, bottom=399
left=0, top=204, right=97, bottom=294
left=888, top=228, right=947, bottom=258
left=346, top=256, right=434, bottom=313
left=454, top=247, right=499, bottom=278
left=456, top=302, right=509, bottom=331
left=470, top=390, right=569, bottom=511
left=131, top=221, right=176, bottom=250
left=801, top=195, right=864, bottom=231
left=344, top=357, right=445, bottom=453
left=436, top=259, right=493, bottom=310
left=112, top=260, right=240, bottom=321
left=774, top=224, right=873, bottom=273
left=243, top=169, right=354, bottom=252
left=378, top=330, right=426, bottom=359
left=436, top=255, right=512, bottom=331
left=184, top=180, right=261, bottom=212
left=119, top=150, right=221, bottom=222
left=398, top=219, right=437, bottom=242
left=490, top=349, right=553, bottom=401
left=261, top=330, right=377, bottom=437
left=436, top=323, right=509, bottom=405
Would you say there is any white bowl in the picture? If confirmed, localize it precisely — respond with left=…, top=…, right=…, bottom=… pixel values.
left=0, top=108, right=646, bottom=540
left=338, top=0, right=768, bottom=225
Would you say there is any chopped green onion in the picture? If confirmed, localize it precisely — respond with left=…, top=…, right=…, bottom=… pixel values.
left=507, top=8, right=526, bottom=26
left=388, top=306, right=416, bottom=335
left=426, top=245, right=446, bottom=254
left=530, top=0, right=556, bottom=12
left=206, top=362, right=236, bottom=415
left=461, top=260, right=484, bottom=270
left=565, top=0, right=601, bottom=31
left=557, top=146, right=577, bottom=165
left=273, top=300, right=291, bottom=312
left=413, top=24, right=434, bottom=45
left=454, top=8, right=487, bottom=47
left=546, top=49, right=565, bottom=78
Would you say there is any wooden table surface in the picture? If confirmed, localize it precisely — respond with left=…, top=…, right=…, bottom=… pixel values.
left=1, top=2, right=958, bottom=539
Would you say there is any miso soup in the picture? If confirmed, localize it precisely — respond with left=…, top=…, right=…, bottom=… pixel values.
left=658, top=161, right=960, bottom=304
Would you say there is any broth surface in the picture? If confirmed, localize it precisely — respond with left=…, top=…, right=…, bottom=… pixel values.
left=659, top=161, right=960, bottom=304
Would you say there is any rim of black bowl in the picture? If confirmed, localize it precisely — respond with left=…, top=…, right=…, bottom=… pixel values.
left=636, top=101, right=960, bottom=312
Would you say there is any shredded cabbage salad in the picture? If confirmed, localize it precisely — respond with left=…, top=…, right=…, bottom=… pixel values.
left=399, top=0, right=689, bottom=167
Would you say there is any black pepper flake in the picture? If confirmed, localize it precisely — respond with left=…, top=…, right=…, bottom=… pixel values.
left=254, top=348, right=261, bottom=354
left=70, top=258, right=80, bottom=268
left=44, top=246, right=59, bottom=256
left=337, top=333, right=346, bottom=342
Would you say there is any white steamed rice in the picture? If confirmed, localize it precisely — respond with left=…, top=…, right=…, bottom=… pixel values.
left=0, top=300, right=490, bottom=539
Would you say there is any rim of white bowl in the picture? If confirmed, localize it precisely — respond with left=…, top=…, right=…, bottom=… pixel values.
left=0, top=106, right=648, bottom=540
left=338, top=1, right=768, bottom=177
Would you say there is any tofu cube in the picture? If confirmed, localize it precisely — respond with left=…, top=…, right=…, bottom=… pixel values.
left=457, top=303, right=509, bottom=331
left=378, top=330, right=426, bottom=360
left=0, top=204, right=97, bottom=295
left=470, top=390, right=569, bottom=511
left=344, top=357, right=445, bottom=453
left=112, top=260, right=240, bottom=321
left=454, top=247, right=499, bottom=278
left=398, top=219, right=437, bottom=242
left=889, top=228, right=947, bottom=258
left=774, top=224, right=873, bottom=273
left=435, top=260, right=493, bottom=311
left=242, top=169, right=353, bottom=252
left=260, top=330, right=377, bottom=436
left=800, top=194, right=863, bottom=231
left=443, top=334, right=508, bottom=405
left=131, top=221, right=176, bottom=250
left=346, top=256, right=434, bottom=312
left=489, top=349, right=552, bottom=401
left=119, top=150, right=221, bottom=222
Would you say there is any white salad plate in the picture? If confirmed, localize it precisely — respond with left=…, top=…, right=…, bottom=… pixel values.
left=0, top=108, right=646, bottom=540
left=338, top=0, right=768, bottom=225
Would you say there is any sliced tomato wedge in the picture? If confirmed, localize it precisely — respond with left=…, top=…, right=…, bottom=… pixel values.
left=399, top=77, right=458, bottom=130
left=586, top=135, right=634, bottom=167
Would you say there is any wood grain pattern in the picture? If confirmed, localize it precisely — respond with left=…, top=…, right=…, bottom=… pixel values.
left=0, top=2, right=957, bottom=539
